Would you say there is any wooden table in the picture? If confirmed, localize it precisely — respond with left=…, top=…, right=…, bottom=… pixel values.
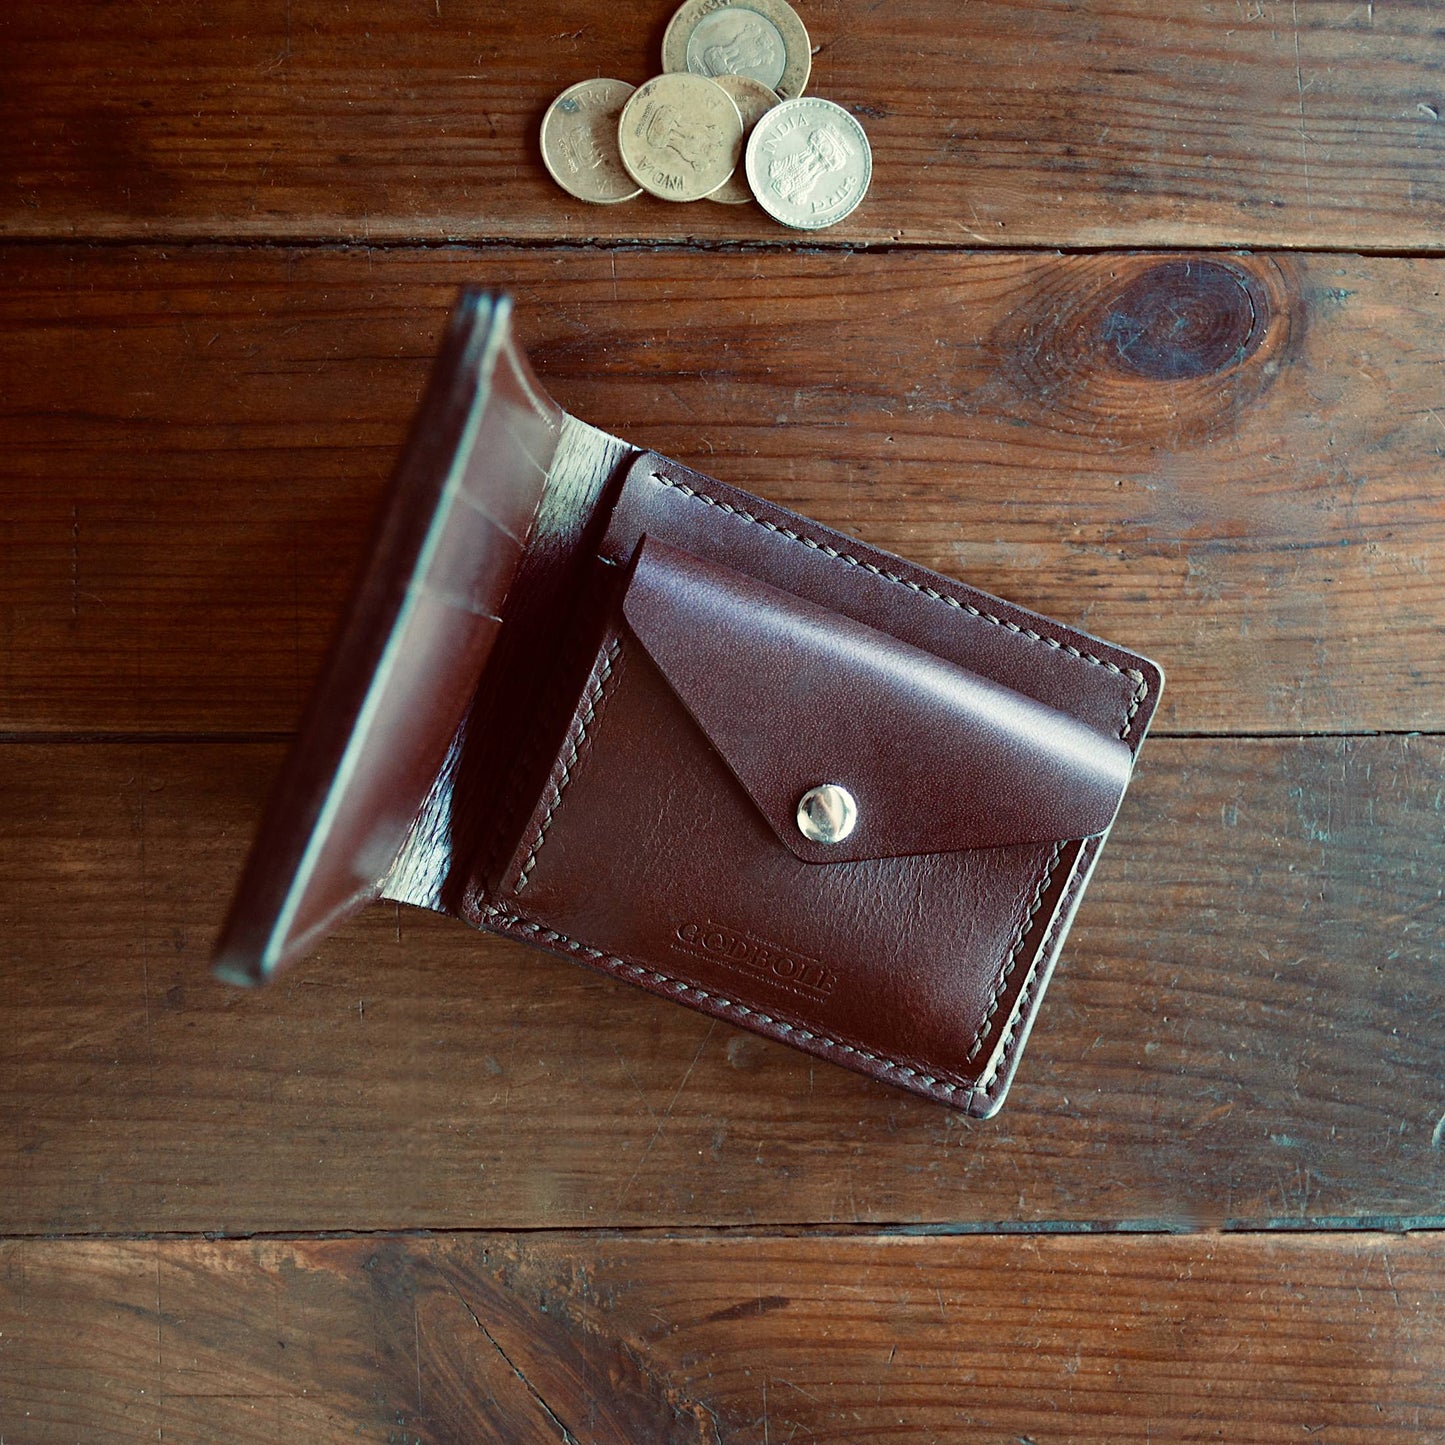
left=2, top=2, right=1443, bottom=1439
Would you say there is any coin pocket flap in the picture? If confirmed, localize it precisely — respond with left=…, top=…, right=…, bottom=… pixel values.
left=620, top=536, right=1135, bottom=864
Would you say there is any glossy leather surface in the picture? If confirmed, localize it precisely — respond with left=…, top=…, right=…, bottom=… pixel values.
left=218, top=291, right=1164, bottom=1115
left=622, top=536, right=1136, bottom=862
left=213, top=293, right=565, bottom=983
left=485, top=454, right=1160, bottom=1115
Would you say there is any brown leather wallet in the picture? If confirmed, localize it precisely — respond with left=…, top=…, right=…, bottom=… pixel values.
left=214, top=290, right=1162, bottom=1116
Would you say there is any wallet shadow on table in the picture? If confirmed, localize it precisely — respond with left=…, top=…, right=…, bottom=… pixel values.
left=214, top=289, right=1162, bottom=1117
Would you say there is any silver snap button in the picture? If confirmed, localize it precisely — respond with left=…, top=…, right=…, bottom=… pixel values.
left=796, top=784, right=858, bottom=845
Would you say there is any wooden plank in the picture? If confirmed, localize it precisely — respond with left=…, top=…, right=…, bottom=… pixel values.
left=2, top=1231, right=1442, bottom=1442
left=1, top=1, right=1442, bottom=250
left=2, top=736, right=1440, bottom=1235
left=0, top=1241, right=162, bottom=1440
left=4, top=245, right=1444, bottom=737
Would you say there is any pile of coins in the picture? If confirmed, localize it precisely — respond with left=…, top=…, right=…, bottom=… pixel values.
left=540, top=0, right=871, bottom=231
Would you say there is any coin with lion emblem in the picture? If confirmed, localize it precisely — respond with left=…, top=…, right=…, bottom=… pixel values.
left=540, top=79, right=644, bottom=204
left=744, top=96, right=870, bottom=229
left=661, top=0, right=811, bottom=100
left=618, top=72, right=744, bottom=201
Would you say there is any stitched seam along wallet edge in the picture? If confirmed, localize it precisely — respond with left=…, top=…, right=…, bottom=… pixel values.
left=214, top=290, right=1163, bottom=1118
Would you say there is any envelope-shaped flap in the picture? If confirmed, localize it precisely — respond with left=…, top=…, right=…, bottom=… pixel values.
left=621, top=538, right=1135, bottom=864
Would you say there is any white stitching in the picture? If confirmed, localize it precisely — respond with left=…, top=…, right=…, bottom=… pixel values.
left=647, top=470, right=1152, bottom=740
left=1119, top=670, right=1148, bottom=741
left=481, top=906, right=980, bottom=1102
left=966, top=841, right=1066, bottom=1061
left=513, top=638, right=623, bottom=892
left=977, top=838, right=1097, bottom=1099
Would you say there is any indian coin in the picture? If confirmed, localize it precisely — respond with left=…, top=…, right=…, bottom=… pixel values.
left=661, top=0, right=812, bottom=101
left=706, top=75, right=780, bottom=204
left=540, top=79, right=643, bottom=204
left=744, top=96, right=871, bottom=230
left=617, top=72, right=744, bottom=202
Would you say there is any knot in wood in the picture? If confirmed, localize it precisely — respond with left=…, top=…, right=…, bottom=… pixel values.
left=1101, top=259, right=1267, bottom=381
left=985, top=254, right=1292, bottom=450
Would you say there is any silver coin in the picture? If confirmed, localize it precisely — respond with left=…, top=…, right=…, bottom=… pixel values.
left=618, top=72, right=744, bottom=202
left=745, top=97, right=871, bottom=230
left=661, top=0, right=812, bottom=100
left=686, top=9, right=787, bottom=92
left=705, top=75, right=780, bottom=204
left=540, top=79, right=643, bottom=205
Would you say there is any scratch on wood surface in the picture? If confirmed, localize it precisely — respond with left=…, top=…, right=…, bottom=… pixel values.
left=1291, top=0, right=1314, bottom=221
left=780, top=1376, right=820, bottom=1403
left=154, top=1241, right=163, bottom=1389
left=1431, top=1109, right=1445, bottom=1150
left=445, top=1278, right=581, bottom=1445
left=501, top=1008, right=520, bottom=1137
left=614, top=1021, right=715, bottom=1210
left=266, top=0, right=293, bottom=73
left=610, top=1044, right=658, bottom=1120
left=1381, top=1250, right=1402, bottom=1311
left=138, top=776, right=155, bottom=1081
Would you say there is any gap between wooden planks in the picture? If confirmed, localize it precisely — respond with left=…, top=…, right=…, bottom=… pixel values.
left=2, top=737, right=1440, bottom=1237
left=3, top=245, right=1444, bottom=737
left=3, top=1, right=1442, bottom=1432
left=1, top=1230, right=1441, bottom=1442
left=1, top=0, right=1442, bottom=249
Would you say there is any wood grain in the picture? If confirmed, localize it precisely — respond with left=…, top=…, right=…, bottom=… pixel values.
left=2, top=1, right=1443, bottom=250
left=5, top=0, right=1442, bottom=1428
left=5, top=245, right=1445, bottom=737
left=2, top=736, right=1440, bottom=1235
left=2, top=1231, right=1441, bottom=1442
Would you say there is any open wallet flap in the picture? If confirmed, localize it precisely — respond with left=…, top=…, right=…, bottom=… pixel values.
left=213, top=293, right=573, bottom=982
left=215, top=290, right=1162, bottom=1116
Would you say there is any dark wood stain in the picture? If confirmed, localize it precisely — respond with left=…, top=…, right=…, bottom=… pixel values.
left=699, top=1295, right=792, bottom=1325
left=1101, top=259, right=1267, bottom=381
left=985, top=252, right=1296, bottom=452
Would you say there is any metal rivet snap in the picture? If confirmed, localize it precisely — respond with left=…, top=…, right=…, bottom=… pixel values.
left=796, top=784, right=858, bottom=845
